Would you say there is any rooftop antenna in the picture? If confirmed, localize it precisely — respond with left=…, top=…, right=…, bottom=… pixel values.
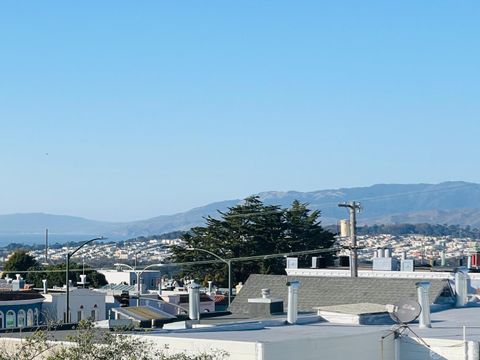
left=385, top=299, right=431, bottom=349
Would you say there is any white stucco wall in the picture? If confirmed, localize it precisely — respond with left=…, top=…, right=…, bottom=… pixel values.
left=42, top=289, right=106, bottom=323
left=140, top=329, right=394, bottom=360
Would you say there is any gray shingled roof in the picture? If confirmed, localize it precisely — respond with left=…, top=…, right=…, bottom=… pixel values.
left=229, top=274, right=453, bottom=315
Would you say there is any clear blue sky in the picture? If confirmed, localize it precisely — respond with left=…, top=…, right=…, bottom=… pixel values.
left=0, top=2, right=479, bottom=221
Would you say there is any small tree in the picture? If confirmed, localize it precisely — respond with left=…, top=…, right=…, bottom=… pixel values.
left=3, top=250, right=38, bottom=278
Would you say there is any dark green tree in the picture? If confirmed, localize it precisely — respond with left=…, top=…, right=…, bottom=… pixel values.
left=3, top=250, right=39, bottom=278
left=169, top=197, right=334, bottom=286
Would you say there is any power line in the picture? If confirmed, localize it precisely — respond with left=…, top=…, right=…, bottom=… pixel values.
left=1, top=247, right=337, bottom=274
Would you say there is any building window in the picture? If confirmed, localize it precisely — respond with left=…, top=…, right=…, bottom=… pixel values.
left=6, top=310, right=16, bottom=328
left=90, top=304, right=98, bottom=321
left=18, top=310, right=26, bottom=328
left=34, top=308, right=39, bottom=325
left=27, top=309, right=33, bottom=327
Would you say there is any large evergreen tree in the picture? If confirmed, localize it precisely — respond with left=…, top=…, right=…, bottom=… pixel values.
left=169, top=197, right=335, bottom=285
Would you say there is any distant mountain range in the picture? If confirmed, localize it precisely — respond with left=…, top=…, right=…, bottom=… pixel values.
left=2, top=181, right=480, bottom=238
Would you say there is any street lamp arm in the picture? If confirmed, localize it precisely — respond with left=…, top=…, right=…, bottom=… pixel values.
left=137, top=263, right=164, bottom=278
left=114, top=263, right=135, bottom=271
left=187, top=247, right=228, bottom=264
left=69, top=237, right=105, bottom=258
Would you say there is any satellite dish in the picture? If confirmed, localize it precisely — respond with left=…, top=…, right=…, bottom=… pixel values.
left=387, top=299, right=421, bottom=324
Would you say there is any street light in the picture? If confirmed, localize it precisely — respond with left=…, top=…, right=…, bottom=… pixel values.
left=65, top=236, right=105, bottom=323
left=114, top=262, right=164, bottom=306
left=186, top=247, right=232, bottom=306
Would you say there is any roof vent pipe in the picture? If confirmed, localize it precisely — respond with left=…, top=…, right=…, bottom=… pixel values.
left=286, top=281, right=301, bottom=325
left=42, top=279, right=48, bottom=294
left=440, top=251, right=446, bottom=267
left=261, top=288, right=271, bottom=299
left=416, top=281, right=431, bottom=328
left=16, top=274, right=21, bottom=281
left=455, top=271, right=468, bottom=307
left=188, top=282, right=201, bottom=321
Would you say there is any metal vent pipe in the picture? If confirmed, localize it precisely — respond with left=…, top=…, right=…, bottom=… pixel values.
left=416, top=281, right=431, bottom=328
left=188, top=282, right=201, bottom=321
left=455, top=271, right=468, bottom=307
left=287, top=281, right=301, bottom=324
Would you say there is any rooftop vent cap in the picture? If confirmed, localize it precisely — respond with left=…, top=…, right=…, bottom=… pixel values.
left=261, top=288, right=271, bottom=299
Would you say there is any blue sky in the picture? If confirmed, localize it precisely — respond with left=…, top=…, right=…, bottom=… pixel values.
left=0, top=2, right=479, bottom=221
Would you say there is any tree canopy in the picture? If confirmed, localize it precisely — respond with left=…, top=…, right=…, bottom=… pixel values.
left=3, top=250, right=38, bottom=277
left=169, top=196, right=334, bottom=286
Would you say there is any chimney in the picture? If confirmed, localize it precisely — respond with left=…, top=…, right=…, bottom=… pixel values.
left=261, top=288, right=270, bottom=299
left=42, top=279, right=48, bottom=294
left=16, top=274, right=21, bottom=281
left=208, top=281, right=213, bottom=294
left=455, top=270, right=468, bottom=307
left=401, top=251, right=407, bottom=260
left=385, top=248, right=391, bottom=258
left=188, top=282, right=200, bottom=321
left=467, top=256, right=472, bottom=269
left=373, top=250, right=378, bottom=258
left=416, top=281, right=431, bottom=328
left=378, top=248, right=385, bottom=258
left=287, top=281, right=301, bottom=325
left=440, top=251, right=446, bottom=267
left=79, top=274, right=87, bottom=285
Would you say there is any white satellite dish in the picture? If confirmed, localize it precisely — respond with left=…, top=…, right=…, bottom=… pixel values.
left=388, top=299, right=422, bottom=324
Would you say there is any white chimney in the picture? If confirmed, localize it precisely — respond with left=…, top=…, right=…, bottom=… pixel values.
left=79, top=274, right=87, bottom=284
left=416, top=281, right=431, bottom=328
left=385, top=248, right=391, bottom=258
left=188, top=282, right=201, bottom=321
left=42, top=279, right=48, bottom=294
left=287, top=281, right=300, bottom=325
left=401, top=251, right=407, bottom=260
left=208, top=281, right=213, bottom=294
left=455, top=271, right=468, bottom=307
left=15, top=274, right=21, bottom=281
left=262, top=288, right=271, bottom=299
left=440, top=251, right=446, bottom=267
left=467, top=256, right=472, bottom=269
left=378, top=248, right=385, bottom=258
